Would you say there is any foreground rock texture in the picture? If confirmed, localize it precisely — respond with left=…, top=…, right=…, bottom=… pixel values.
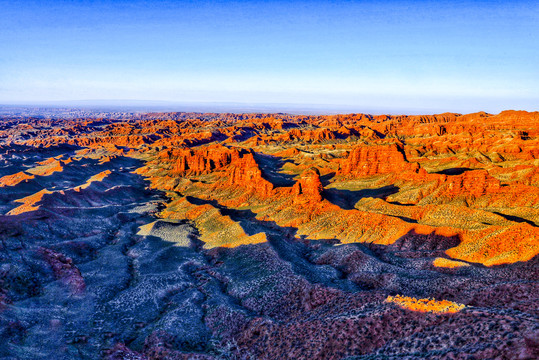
left=0, top=110, right=538, bottom=359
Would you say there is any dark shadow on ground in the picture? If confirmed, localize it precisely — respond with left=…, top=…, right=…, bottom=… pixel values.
left=324, top=185, right=400, bottom=210
left=390, top=229, right=461, bottom=251
left=493, top=212, right=537, bottom=226
left=436, top=167, right=472, bottom=175
left=252, top=152, right=295, bottom=187
left=367, top=229, right=462, bottom=262
left=0, top=144, right=80, bottom=178
left=186, top=195, right=296, bottom=237
left=319, top=172, right=335, bottom=187
left=185, top=195, right=362, bottom=292
left=385, top=201, right=415, bottom=206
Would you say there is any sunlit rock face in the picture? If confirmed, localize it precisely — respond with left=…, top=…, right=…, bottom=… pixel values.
left=0, top=111, right=538, bottom=359
left=293, top=167, right=324, bottom=204
left=340, top=143, right=413, bottom=176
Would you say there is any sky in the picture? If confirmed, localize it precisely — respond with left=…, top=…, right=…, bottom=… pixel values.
left=0, top=0, right=538, bottom=114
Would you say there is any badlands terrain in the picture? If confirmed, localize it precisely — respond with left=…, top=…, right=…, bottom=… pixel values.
left=0, top=110, right=538, bottom=359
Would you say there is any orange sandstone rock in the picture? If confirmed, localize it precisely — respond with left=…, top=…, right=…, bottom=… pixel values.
left=0, top=171, right=35, bottom=187
left=7, top=189, right=53, bottom=215
left=433, top=257, right=470, bottom=268
left=228, top=152, right=274, bottom=198
left=385, top=295, right=466, bottom=313
left=340, top=144, right=416, bottom=177
left=293, top=168, right=323, bottom=204
left=27, top=159, right=64, bottom=177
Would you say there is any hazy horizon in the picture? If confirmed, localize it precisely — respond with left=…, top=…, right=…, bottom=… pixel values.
left=2, top=99, right=536, bottom=117
left=1, top=0, right=538, bottom=114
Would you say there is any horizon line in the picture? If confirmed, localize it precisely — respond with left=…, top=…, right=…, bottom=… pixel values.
left=1, top=100, right=536, bottom=117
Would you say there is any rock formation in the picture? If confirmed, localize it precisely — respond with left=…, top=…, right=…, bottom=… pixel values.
left=293, top=167, right=323, bottom=204
left=340, top=143, right=417, bottom=176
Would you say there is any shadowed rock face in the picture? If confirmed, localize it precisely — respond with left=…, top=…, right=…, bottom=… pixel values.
left=0, top=110, right=538, bottom=359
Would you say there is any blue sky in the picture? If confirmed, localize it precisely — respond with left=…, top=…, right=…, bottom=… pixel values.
left=0, top=0, right=538, bottom=113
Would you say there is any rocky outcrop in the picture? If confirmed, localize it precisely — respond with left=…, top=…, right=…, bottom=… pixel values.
left=340, top=143, right=417, bottom=176
left=440, top=170, right=500, bottom=198
left=160, top=145, right=241, bottom=175
left=228, top=152, right=274, bottom=197
left=278, top=128, right=339, bottom=143
left=292, top=168, right=323, bottom=204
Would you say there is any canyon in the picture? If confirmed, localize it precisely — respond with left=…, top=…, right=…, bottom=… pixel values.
left=0, top=110, right=538, bottom=359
